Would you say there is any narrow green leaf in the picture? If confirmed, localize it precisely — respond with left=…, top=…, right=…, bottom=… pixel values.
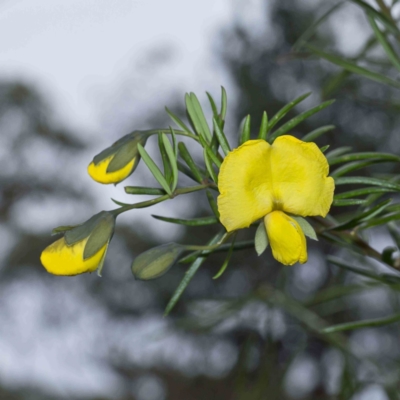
left=325, top=146, right=352, bottom=160
left=165, top=107, right=192, bottom=134
left=267, top=92, right=311, bottom=132
left=258, top=111, right=268, bottom=140
left=329, top=152, right=400, bottom=166
left=255, top=221, right=269, bottom=256
left=207, top=189, right=220, bottom=218
left=239, top=115, right=251, bottom=145
left=125, top=186, right=166, bottom=195
left=351, top=0, right=400, bottom=37
left=330, top=199, right=392, bottom=230
left=320, top=145, right=330, bottom=153
left=334, top=187, right=393, bottom=199
left=152, top=215, right=218, bottom=226
left=213, top=235, right=237, bottom=279
left=203, top=149, right=218, bottom=184
left=334, top=176, right=400, bottom=191
left=291, top=216, right=318, bottom=240
left=213, top=118, right=231, bottom=156
left=368, top=14, right=400, bottom=72
left=186, top=93, right=212, bottom=141
left=164, top=231, right=225, bottom=315
left=321, top=313, right=400, bottom=334
left=158, top=133, right=172, bottom=185
left=162, top=134, right=178, bottom=192
left=198, top=134, right=222, bottom=168
left=305, top=43, right=400, bottom=89
left=179, top=240, right=254, bottom=264
left=293, top=2, right=345, bottom=51
left=206, top=92, right=219, bottom=119
left=138, top=144, right=172, bottom=195
left=111, top=198, right=131, bottom=206
left=178, top=142, right=203, bottom=183
left=360, top=214, right=400, bottom=229
left=332, top=199, right=368, bottom=206
left=302, top=125, right=335, bottom=142
left=331, top=160, right=380, bottom=178
left=328, top=256, right=399, bottom=284
left=220, top=86, right=228, bottom=122
left=269, top=100, right=335, bottom=142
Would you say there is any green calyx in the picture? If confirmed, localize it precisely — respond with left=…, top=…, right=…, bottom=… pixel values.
left=132, top=243, right=185, bottom=280
left=92, top=131, right=149, bottom=173
left=63, top=211, right=116, bottom=259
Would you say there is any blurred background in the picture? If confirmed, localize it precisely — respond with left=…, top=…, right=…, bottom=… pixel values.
left=1, top=0, right=400, bottom=399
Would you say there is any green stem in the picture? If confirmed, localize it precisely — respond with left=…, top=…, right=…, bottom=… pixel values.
left=111, top=184, right=211, bottom=216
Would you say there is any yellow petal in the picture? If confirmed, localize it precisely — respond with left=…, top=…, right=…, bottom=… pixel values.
left=270, top=135, right=334, bottom=217
left=218, top=140, right=274, bottom=231
left=40, top=237, right=107, bottom=276
left=264, top=211, right=307, bottom=265
left=87, top=155, right=136, bottom=184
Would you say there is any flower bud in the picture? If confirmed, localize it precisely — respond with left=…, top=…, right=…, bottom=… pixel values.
left=40, top=211, right=115, bottom=276
left=88, top=131, right=149, bottom=184
left=132, top=243, right=185, bottom=280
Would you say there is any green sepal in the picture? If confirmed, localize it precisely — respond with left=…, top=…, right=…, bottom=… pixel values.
left=291, top=216, right=318, bottom=241
left=63, top=211, right=115, bottom=250
left=83, top=213, right=115, bottom=259
left=106, top=133, right=148, bottom=173
left=51, top=225, right=79, bottom=236
left=92, top=131, right=148, bottom=168
left=132, top=243, right=185, bottom=280
left=64, top=213, right=103, bottom=245
left=255, top=220, right=269, bottom=256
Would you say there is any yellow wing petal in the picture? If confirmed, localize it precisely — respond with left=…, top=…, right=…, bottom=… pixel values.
left=217, top=140, right=274, bottom=231
left=87, top=155, right=136, bottom=184
left=270, top=135, right=334, bottom=217
left=40, top=237, right=107, bottom=276
left=264, top=211, right=307, bottom=265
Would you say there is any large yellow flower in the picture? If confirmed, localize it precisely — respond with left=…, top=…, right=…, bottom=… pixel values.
left=217, top=135, right=334, bottom=265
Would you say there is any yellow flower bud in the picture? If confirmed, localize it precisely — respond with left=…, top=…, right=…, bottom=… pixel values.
left=41, top=211, right=115, bottom=276
left=88, top=131, right=148, bottom=184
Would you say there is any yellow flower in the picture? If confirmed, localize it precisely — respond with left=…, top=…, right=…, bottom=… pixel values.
left=217, top=135, right=334, bottom=265
left=40, top=211, right=115, bottom=276
left=40, top=237, right=108, bottom=276
left=88, top=131, right=148, bottom=185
